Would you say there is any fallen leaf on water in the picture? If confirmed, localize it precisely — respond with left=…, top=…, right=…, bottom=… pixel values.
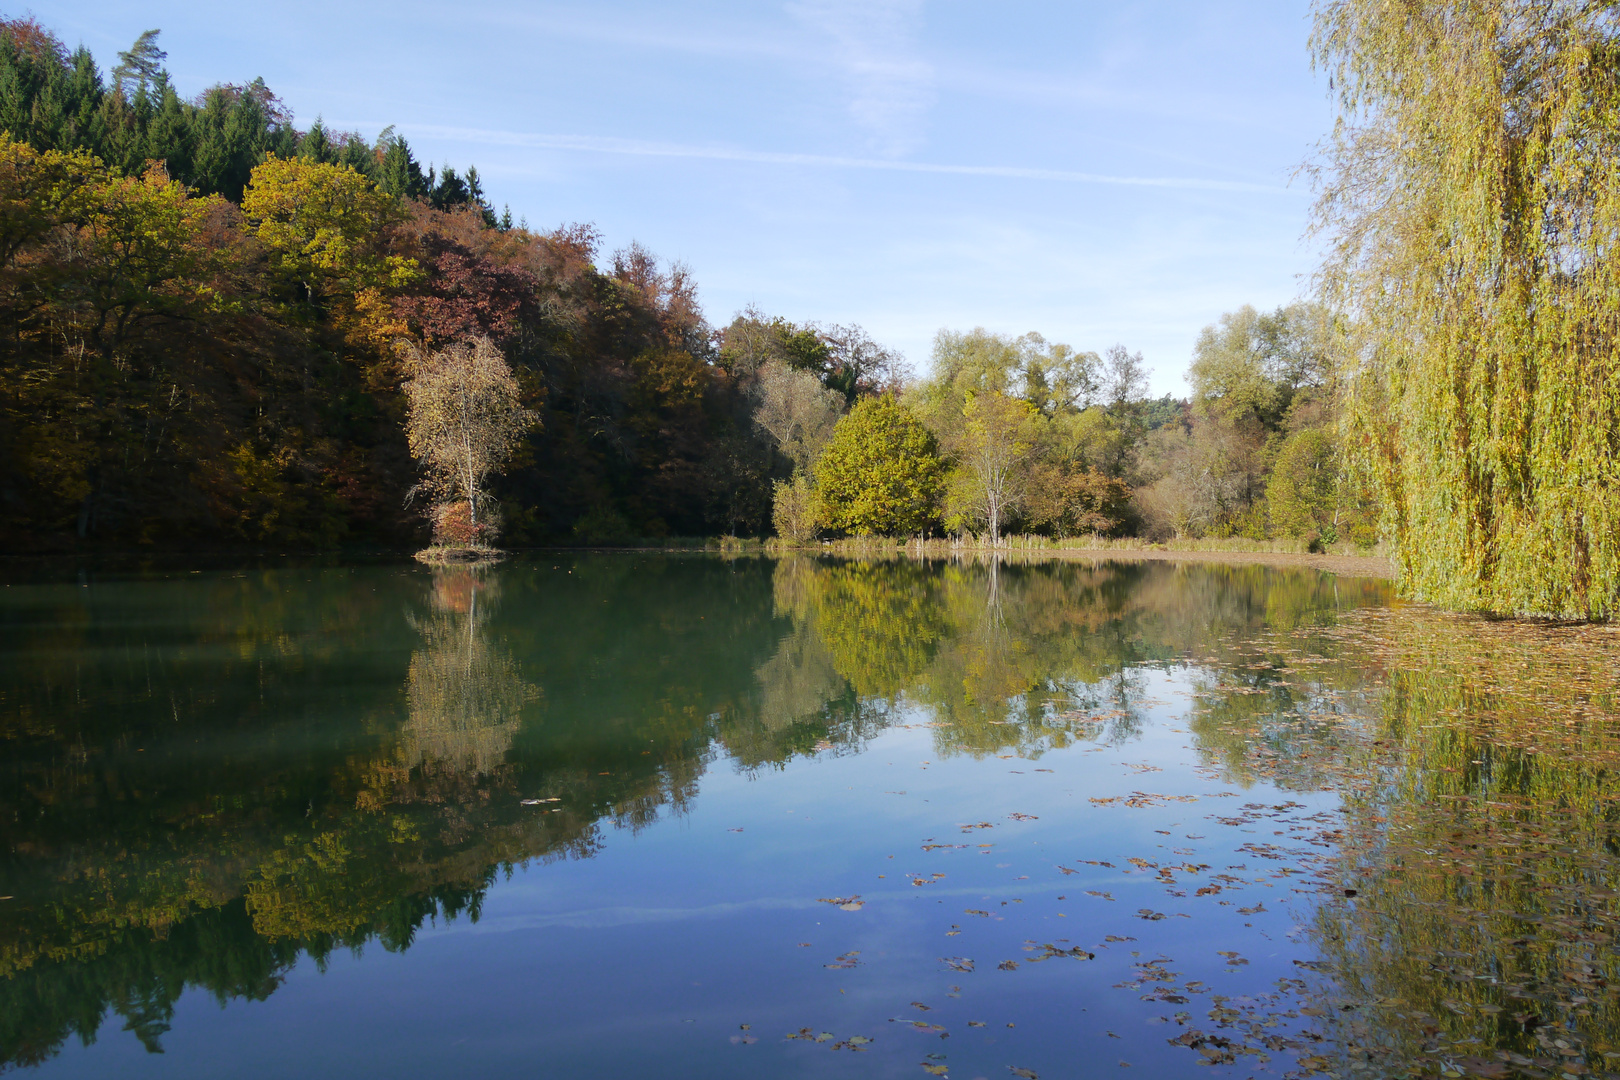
left=818, top=895, right=866, bottom=911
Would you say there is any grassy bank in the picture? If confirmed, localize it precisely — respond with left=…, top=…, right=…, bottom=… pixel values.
left=763, top=534, right=1386, bottom=559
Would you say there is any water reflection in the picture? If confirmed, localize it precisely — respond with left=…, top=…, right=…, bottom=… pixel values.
left=1301, top=611, right=1620, bottom=1078
left=400, top=568, right=537, bottom=777
left=0, top=555, right=1438, bottom=1075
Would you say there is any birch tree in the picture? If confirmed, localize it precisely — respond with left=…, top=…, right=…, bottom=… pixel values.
left=945, top=391, right=1041, bottom=545
left=402, top=337, right=536, bottom=545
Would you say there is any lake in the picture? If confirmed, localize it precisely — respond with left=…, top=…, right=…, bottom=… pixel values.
left=2, top=554, right=1617, bottom=1079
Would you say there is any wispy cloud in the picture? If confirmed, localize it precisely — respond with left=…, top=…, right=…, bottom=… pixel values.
left=400, top=124, right=1295, bottom=194
left=785, top=0, right=934, bottom=155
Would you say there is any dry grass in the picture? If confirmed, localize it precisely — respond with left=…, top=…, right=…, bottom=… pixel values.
left=413, top=545, right=507, bottom=566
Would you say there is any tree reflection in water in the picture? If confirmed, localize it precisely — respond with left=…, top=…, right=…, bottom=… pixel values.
left=401, top=567, right=538, bottom=777
left=28, top=556, right=1593, bottom=1078
left=1294, top=611, right=1620, bottom=1079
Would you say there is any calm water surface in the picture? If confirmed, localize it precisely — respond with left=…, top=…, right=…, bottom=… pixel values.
left=3, top=555, right=1618, bottom=1080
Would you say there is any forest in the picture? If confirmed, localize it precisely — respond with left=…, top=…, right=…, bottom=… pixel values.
left=0, top=19, right=1374, bottom=556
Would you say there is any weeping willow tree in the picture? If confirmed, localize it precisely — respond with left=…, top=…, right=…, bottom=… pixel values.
left=1313, top=1, right=1620, bottom=618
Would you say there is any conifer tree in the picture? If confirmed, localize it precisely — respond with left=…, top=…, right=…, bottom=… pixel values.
left=375, top=129, right=427, bottom=199
left=298, top=117, right=332, bottom=163
left=111, top=29, right=164, bottom=100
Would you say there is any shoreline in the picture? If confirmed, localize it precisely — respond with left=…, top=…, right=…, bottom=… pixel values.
left=0, top=545, right=1395, bottom=580
left=1017, top=546, right=1392, bottom=578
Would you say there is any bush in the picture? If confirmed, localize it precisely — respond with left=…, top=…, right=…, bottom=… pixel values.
left=431, top=500, right=497, bottom=546
left=771, top=475, right=822, bottom=543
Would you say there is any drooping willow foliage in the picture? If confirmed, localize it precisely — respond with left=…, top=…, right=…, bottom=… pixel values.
left=1312, top=0, right=1620, bottom=618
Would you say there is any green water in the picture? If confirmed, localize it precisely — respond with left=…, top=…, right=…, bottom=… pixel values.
left=1, top=555, right=1616, bottom=1079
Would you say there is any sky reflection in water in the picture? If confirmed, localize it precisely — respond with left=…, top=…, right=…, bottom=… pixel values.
left=2, top=555, right=1615, bottom=1080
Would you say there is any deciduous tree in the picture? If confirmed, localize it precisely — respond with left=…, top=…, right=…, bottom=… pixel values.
left=401, top=337, right=536, bottom=546
left=814, top=395, right=943, bottom=536
left=1313, top=0, right=1620, bottom=617
left=752, top=358, right=843, bottom=474
left=771, top=474, right=821, bottom=543
left=942, top=391, right=1041, bottom=544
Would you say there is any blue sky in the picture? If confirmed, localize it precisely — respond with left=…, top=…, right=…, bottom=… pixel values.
left=45, top=1, right=1332, bottom=395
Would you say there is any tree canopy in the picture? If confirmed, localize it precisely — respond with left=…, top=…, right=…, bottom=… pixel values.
left=1314, top=0, right=1620, bottom=617
left=814, top=396, right=945, bottom=536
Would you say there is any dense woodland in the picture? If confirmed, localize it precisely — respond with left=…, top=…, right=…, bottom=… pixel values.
left=0, top=19, right=1378, bottom=555
left=9, top=6, right=1620, bottom=619
left=0, top=20, right=773, bottom=550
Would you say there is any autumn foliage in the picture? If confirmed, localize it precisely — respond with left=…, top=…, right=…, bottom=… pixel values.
left=0, top=145, right=777, bottom=549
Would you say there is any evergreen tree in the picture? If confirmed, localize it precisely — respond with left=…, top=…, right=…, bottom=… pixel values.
left=375, top=128, right=427, bottom=199
left=465, top=165, right=496, bottom=227
left=429, top=164, right=469, bottom=210
left=111, top=29, right=165, bottom=99
left=298, top=116, right=332, bottom=163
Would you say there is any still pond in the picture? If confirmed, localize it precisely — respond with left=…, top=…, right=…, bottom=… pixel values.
left=2, top=555, right=1618, bottom=1080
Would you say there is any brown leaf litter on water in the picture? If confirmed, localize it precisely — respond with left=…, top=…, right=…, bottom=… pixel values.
left=817, top=895, right=865, bottom=911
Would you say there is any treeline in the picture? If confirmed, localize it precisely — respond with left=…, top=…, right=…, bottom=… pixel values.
left=760, top=308, right=1375, bottom=550
left=0, top=24, right=496, bottom=212
left=0, top=21, right=795, bottom=550
left=0, top=17, right=1377, bottom=555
